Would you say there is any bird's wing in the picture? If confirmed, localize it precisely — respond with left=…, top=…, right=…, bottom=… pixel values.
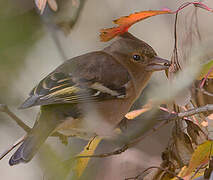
left=20, top=51, right=130, bottom=109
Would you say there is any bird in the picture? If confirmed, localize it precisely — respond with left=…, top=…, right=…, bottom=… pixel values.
left=9, top=32, right=170, bottom=165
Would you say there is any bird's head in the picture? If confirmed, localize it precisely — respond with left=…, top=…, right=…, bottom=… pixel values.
left=104, top=32, right=170, bottom=73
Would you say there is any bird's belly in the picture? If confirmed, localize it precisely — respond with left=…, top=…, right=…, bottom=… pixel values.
left=54, top=98, right=133, bottom=139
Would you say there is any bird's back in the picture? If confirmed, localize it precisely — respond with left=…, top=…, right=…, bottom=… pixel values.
left=20, top=51, right=130, bottom=109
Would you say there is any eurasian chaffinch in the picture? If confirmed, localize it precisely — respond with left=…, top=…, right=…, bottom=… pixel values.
left=9, top=32, right=170, bottom=165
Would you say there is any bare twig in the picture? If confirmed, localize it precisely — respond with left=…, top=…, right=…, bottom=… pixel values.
left=75, top=104, right=213, bottom=159
left=196, top=88, right=213, bottom=97
left=0, top=104, right=31, bottom=132
left=178, top=104, right=213, bottom=118
left=173, top=8, right=181, bottom=70
left=76, top=118, right=171, bottom=159
left=0, top=104, right=69, bottom=138
left=191, top=164, right=207, bottom=179
left=2, top=102, right=213, bottom=160
left=125, top=166, right=183, bottom=180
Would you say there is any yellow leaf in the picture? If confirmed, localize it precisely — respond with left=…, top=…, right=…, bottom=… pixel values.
left=170, top=166, right=187, bottom=180
left=73, top=137, right=102, bottom=177
left=183, top=140, right=213, bottom=177
left=197, top=60, right=213, bottom=80
left=170, top=166, right=203, bottom=180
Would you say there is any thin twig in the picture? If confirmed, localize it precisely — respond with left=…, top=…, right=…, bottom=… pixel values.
left=0, top=104, right=31, bottom=133
left=2, top=102, right=213, bottom=160
left=178, top=104, right=213, bottom=118
left=196, top=88, right=213, bottom=97
left=0, top=104, right=68, bottom=138
left=76, top=119, right=171, bottom=159
left=191, top=164, right=207, bottom=179
left=125, top=166, right=183, bottom=180
left=76, top=104, right=213, bottom=159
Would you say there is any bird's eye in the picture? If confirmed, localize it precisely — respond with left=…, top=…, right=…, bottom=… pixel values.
left=132, top=54, right=141, bottom=61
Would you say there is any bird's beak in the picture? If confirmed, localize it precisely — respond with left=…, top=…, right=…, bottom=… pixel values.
left=145, top=56, right=171, bottom=72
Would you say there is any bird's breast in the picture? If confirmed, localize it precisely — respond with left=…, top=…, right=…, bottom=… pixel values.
left=53, top=96, right=134, bottom=139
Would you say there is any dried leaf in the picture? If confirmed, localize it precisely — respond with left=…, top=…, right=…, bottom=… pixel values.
left=100, top=10, right=171, bottom=42
left=34, top=0, right=47, bottom=14
left=198, top=60, right=213, bottom=80
left=173, top=126, right=194, bottom=166
left=125, top=101, right=152, bottom=119
left=183, top=140, right=213, bottom=177
left=186, top=120, right=207, bottom=146
left=34, top=0, right=58, bottom=14
left=207, top=114, right=213, bottom=140
left=73, top=137, right=102, bottom=177
left=48, top=0, right=58, bottom=12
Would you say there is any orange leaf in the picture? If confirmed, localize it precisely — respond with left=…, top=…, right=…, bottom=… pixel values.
left=183, top=140, right=213, bottom=177
left=113, top=10, right=171, bottom=25
left=100, top=10, right=171, bottom=42
left=100, top=26, right=128, bottom=42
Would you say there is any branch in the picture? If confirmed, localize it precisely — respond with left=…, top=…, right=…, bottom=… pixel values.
left=125, top=166, right=183, bottom=180
left=75, top=117, right=171, bottom=159
left=0, top=104, right=68, bottom=138
left=75, top=104, right=213, bottom=159
left=178, top=104, right=213, bottom=118
left=197, top=88, right=213, bottom=97
left=0, top=104, right=31, bottom=132
left=2, top=102, right=213, bottom=160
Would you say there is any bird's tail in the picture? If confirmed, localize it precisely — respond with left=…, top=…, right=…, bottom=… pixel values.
left=9, top=109, right=58, bottom=166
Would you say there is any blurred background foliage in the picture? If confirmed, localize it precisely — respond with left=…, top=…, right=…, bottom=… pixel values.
left=1, top=0, right=213, bottom=180
left=0, top=1, right=41, bottom=104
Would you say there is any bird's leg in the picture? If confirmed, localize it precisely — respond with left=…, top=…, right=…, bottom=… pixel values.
left=0, top=104, right=31, bottom=133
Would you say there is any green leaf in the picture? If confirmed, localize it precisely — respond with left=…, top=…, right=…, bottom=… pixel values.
left=198, top=60, right=213, bottom=80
